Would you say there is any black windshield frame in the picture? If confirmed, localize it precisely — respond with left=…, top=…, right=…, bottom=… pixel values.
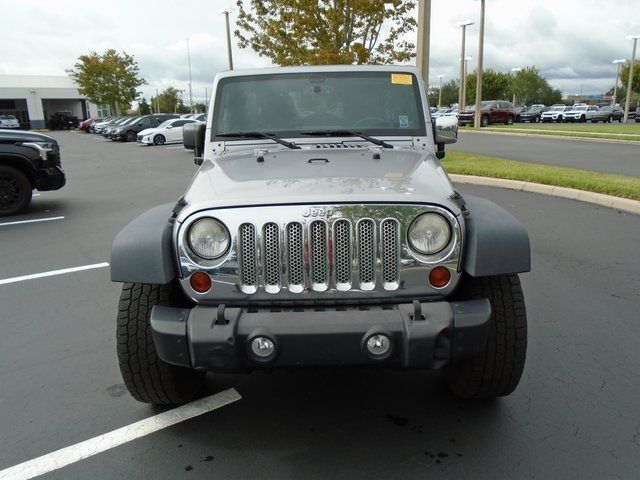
left=211, top=71, right=427, bottom=142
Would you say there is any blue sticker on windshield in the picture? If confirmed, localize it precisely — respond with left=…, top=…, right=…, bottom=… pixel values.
left=399, top=115, right=409, bottom=128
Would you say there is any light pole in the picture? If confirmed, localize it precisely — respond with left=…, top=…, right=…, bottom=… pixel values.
left=186, top=37, right=194, bottom=114
left=437, top=74, right=444, bottom=107
left=623, top=35, right=639, bottom=123
left=416, top=0, right=432, bottom=86
left=220, top=9, right=234, bottom=70
left=612, top=59, right=626, bottom=105
left=511, top=67, right=522, bottom=105
left=462, top=56, right=472, bottom=108
left=155, top=88, right=160, bottom=114
left=456, top=21, right=474, bottom=110
left=473, top=0, right=486, bottom=128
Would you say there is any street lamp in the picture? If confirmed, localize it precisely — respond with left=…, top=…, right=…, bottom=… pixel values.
left=473, top=0, right=486, bottom=128
left=462, top=56, right=472, bottom=108
left=186, top=37, right=194, bottom=114
left=456, top=21, right=474, bottom=110
left=437, top=74, right=444, bottom=108
left=220, top=9, right=235, bottom=70
left=623, top=35, right=639, bottom=123
left=511, top=67, right=522, bottom=105
left=612, top=59, right=626, bottom=106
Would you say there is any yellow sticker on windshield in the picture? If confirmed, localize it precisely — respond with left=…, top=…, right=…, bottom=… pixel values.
left=391, top=73, right=413, bottom=85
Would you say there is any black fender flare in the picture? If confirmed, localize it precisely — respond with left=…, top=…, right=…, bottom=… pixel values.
left=110, top=203, right=177, bottom=284
left=461, top=195, right=531, bottom=277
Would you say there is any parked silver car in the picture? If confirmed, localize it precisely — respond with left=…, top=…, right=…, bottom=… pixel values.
left=111, top=66, right=531, bottom=405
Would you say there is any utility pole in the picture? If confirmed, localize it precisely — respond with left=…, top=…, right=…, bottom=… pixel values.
left=473, top=0, right=486, bottom=128
left=456, top=22, right=473, bottom=110
left=204, top=87, right=209, bottom=112
left=187, top=37, right=194, bottom=114
left=511, top=67, right=522, bottom=105
left=612, top=59, right=625, bottom=105
left=623, top=35, right=639, bottom=123
left=155, top=88, right=160, bottom=114
left=437, top=75, right=444, bottom=108
left=463, top=56, right=472, bottom=108
left=416, top=0, right=431, bottom=86
left=221, top=10, right=234, bottom=70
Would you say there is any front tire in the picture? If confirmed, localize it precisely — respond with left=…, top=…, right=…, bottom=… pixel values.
left=443, top=274, right=527, bottom=399
left=481, top=115, right=490, bottom=127
left=153, top=134, right=166, bottom=145
left=125, top=130, right=136, bottom=142
left=117, top=283, right=205, bottom=405
left=506, top=115, right=514, bottom=125
left=0, top=165, right=32, bottom=216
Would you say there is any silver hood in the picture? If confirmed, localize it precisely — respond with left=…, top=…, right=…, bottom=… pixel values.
left=179, top=147, right=460, bottom=220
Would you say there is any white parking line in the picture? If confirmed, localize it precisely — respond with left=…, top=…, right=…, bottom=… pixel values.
left=0, top=388, right=241, bottom=480
left=0, top=262, right=109, bottom=286
left=165, top=145, right=184, bottom=150
left=32, top=193, right=40, bottom=197
left=0, top=216, right=64, bottom=227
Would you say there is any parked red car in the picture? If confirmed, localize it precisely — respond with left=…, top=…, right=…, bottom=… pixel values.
left=458, top=100, right=516, bottom=127
left=79, top=117, right=102, bottom=132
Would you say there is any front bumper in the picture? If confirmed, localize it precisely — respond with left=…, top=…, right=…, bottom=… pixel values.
left=35, top=165, right=66, bottom=191
left=458, top=116, right=474, bottom=125
left=150, top=299, right=491, bottom=372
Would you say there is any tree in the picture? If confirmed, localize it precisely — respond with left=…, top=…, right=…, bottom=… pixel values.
left=465, top=69, right=511, bottom=104
left=235, top=0, right=417, bottom=66
left=138, top=97, right=151, bottom=115
left=193, top=102, right=207, bottom=113
left=149, top=87, right=186, bottom=113
left=509, top=66, right=561, bottom=105
left=68, top=49, right=146, bottom=114
left=428, top=79, right=460, bottom=107
left=620, top=59, right=640, bottom=101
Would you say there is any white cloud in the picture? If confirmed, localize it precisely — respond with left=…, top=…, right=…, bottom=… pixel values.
left=1, top=0, right=639, bottom=98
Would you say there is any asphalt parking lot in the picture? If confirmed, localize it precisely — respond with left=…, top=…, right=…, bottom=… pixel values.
left=452, top=130, right=640, bottom=177
left=1, top=131, right=639, bottom=479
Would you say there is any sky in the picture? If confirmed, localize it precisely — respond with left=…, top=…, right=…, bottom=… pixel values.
left=1, top=0, right=639, bottom=103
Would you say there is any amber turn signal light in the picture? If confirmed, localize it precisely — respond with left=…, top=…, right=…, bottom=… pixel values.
left=190, top=272, right=212, bottom=293
left=428, top=266, right=451, bottom=288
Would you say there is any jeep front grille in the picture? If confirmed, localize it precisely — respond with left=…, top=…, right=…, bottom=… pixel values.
left=237, top=219, right=401, bottom=293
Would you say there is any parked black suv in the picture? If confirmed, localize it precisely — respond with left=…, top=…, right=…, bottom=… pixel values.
left=49, top=111, right=80, bottom=130
left=111, top=114, right=178, bottom=142
left=519, top=104, right=548, bottom=123
left=0, top=130, right=66, bottom=215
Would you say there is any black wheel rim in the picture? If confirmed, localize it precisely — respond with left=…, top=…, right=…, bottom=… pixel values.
left=0, top=174, right=21, bottom=211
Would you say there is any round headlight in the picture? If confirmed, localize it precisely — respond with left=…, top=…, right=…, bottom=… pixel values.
left=408, top=213, right=451, bottom=254
left=188, top=218, right=230, bottom=260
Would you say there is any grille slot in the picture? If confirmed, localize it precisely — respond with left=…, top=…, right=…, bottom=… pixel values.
left=333, top=220, right=352, bottom=288
left=238, top=223, right=257, bottom=292
left=310, top=221, right=329, bottom=289
left=263, top=223, right=281, bottom=291
left=381, top=219, right=400, bottom=287
left=357, top=219, right=376, bottom=288
left=286, top=222, right=305, bottom=291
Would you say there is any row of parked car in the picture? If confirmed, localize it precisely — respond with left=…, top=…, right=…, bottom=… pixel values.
left=432, top=101, right=639, bottom=127
left=79, top=113, right=206, bottom=145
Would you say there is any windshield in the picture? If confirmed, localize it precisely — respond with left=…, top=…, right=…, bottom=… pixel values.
left=212, top=71, right=426, bottom=139
left=157, top=120, right=173, bottom=129
left=0, top=115, right=16, bottom=120
left=121, top=117, right=140, bottom=125
left=573, top=106, right=587, bottom=111
left=550, top=106, right=565, bottom=111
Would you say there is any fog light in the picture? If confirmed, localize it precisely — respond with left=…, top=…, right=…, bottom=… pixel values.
left=366, top=334, right=391, bottom=356
left=251, top=336, right=275, bottom=358
left=190, top=272, right=212, bottom=293
left=428, top=266, right=451, bottom=288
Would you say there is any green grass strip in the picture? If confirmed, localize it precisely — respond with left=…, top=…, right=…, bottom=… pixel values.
left=475, top=123, right=640, bottom=142
left=442, top=151, right=640, bottom=201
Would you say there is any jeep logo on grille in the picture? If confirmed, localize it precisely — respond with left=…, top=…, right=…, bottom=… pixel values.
left=302, top=207, right=334, bottom=218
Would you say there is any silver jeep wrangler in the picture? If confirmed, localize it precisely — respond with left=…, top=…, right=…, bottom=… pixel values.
left=111, top=66, right=530, bottom=405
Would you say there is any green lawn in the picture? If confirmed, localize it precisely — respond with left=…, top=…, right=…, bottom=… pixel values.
left=442, top=151, right=640, bottom=201
left=465, top=122, right=640, bottom=141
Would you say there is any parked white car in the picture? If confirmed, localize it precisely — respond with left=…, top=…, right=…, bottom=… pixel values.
left=541, top=105, right=570, bottom=123
left=563, top=104, right=599, bottom=123
left=137, top=118, right=197, bottom=145
left=0, top=115, right=20, bottom=129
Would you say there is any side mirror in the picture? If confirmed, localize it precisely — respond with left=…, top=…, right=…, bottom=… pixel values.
left=433, top=115, right=458, bottom=160
left=166, top=125, right=173, bottom=129
left=183, top=122, right=206, bottom=165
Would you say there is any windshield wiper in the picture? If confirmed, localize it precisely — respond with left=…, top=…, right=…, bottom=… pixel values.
left=299, top=130, right=393, bottom=149
left=216, top=131, right=300, bottom=149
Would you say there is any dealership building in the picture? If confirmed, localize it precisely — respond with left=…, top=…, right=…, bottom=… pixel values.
left=0, top=75, right=110, bottom=129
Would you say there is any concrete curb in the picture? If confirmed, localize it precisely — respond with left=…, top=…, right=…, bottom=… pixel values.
left=459, top=129, right=640, bottom=145
left=449, top=174, right=640, bottom=215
